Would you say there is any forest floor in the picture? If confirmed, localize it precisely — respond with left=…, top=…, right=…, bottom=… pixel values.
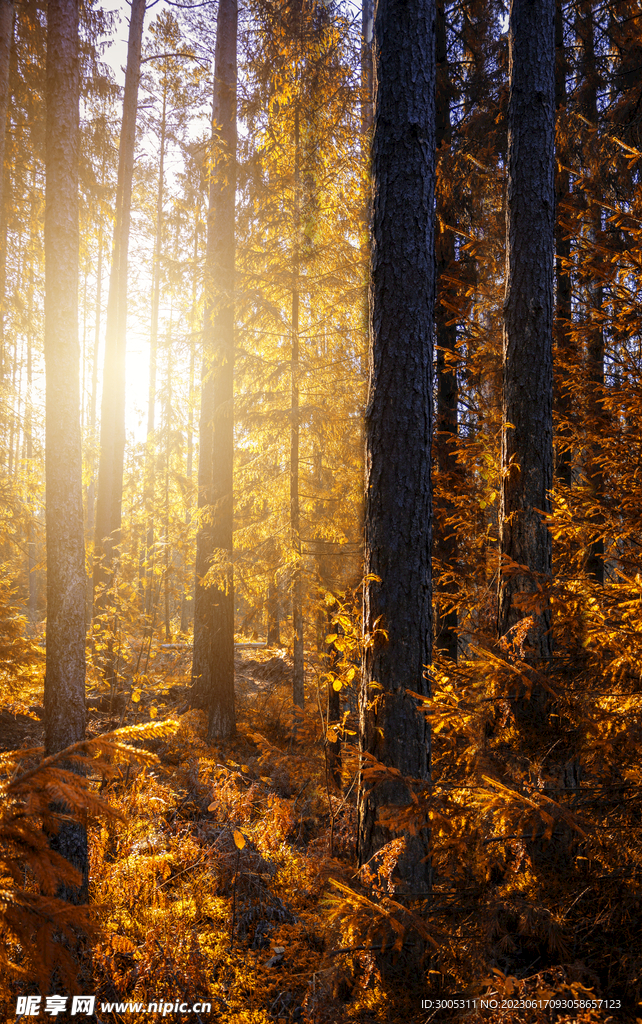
left=0, top=644, right=411, bottom=1024
left=0, top=647, right=630, bottom=1024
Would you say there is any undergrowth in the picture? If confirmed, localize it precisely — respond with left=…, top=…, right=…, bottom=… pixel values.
left=0, top=624, right=640, bottom=1023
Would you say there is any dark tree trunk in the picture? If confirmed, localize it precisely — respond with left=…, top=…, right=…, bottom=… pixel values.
left=576, top=0, right=604, bottom=585
left=554, top=0, right=573, bottom=488
left=434, top=0, right=458, bottom=662
left=191, top=0, right=237, bottom=741
left=44, top=0, right=87, bottom=901
left=93, top=0, right=145, bottom=650
left=499, top=0, right=555, bottom=682
left=357, top=0, right=435, bottom=892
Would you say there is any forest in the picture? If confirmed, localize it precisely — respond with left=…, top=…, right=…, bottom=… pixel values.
left=1, top=0, right=642, bottom=1020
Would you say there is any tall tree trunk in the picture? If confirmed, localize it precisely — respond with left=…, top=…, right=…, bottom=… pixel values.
left=191, top=0, right=238, bottom=741
left=434, top=0, right=458, bottom=662
left=357, top=0, right=435, bottom=893
left=144, top=85, right=166, bottom=619
left=361, top=0, right=373, bottom=137
left=0, top=0, right=12, bottom=217
left=44, top=0, right=87, bottom=900
left=93, top=0, right=145, bottom=647
left=554, top=0, right=573, bottom=488
left=86, top=221, right=102, bottom=550
left=499, top=0, right=555, bottom=686
left=577, top=0, right=604, bottom=584
left=0, top=0, right=11, bottom=390
left=180, top=205, right=200, bottom=634
left=291, top=106, right=304, bottom=709
left=26, top=169, right=37, bottom=621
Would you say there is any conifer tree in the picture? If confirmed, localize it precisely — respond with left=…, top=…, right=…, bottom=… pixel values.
left=498, top=0, right=555, bottom=677
left=0, top=0, right=12, bottom=216
left=92, top=0, right=146, bottom=654
left=554, top=0, right=573, bottom=488
left=44, top=0, right=87, bottom=897
left=434, top=0, right=458, bottom=661
left=191, top=0, right=238, bottom=740
left=358, top=0, right=435, bottom=890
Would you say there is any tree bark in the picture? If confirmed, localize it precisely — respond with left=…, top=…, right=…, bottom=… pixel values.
left=0, top=0, right=13, bottom=215
left=191, top=0, right=237, bottom=741
left=180, top=203, right=200, bottom=634
left=357, top=0, right=435, bottom=893
left=499, top=0, right=555, bottom=682
left=93, top=0, right=145, bottom=645
left=554, top=0, right=573, bottom=488
left=576, top=0, right=604, bottom=585
left=44, top=0, right=87, bottom=901
left=291, top=106, right=304, bottom=709
left=361, top=0, right=373, bottom=137
left=434, top=0, right=458, bottom=662
left=0, top=0, right=13, bottom=387
left=144, top=85, right=166, bottom=619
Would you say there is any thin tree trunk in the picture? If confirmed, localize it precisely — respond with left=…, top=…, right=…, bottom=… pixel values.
left=191, top=0, right=238, bottom=741
left=163, top=307, right=172, bottom=642
left=291, top=106, right=304, bottom=709
left=144, top=86, right=166, bottom=619
left=577, top=0, right=604, bottom=584
left=326, top=604, right=342, bottom=790
left=499, top=0, right=555, bottom=686
left=44, top=0, right=87, bottom=901
left=93, top=0, right=145, bottom=644
left=357, top=0, right=435, bottom=893
left=266, top=535, right=281, bottom=645
left=0, top=0, right=12, bottom=389
left=180, top=205, right=200, bottom=634
left=26, top=269, right=36, bottom=620
left=86, top=221, right=102, bottom=548
left=361, top=0, right=373, bottom=137
left=0, top=0, right=12, bottom=219
left=434, top=0, right=458, bottom=662
left=26, top=172, right=37, bottom=620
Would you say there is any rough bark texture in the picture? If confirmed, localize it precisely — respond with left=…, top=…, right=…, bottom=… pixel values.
left=554, top=0, right=573, bottom=489
left=93, top=0, right=145, bottom=633
left=44, top=0, right=87, bottom=901
left=499, top=0, right=555, bottom=675
left=191, top=0, right=237, bottom=741
left=576, top=0, right=604, bottom=585
left=434, top=0, right=458, bottom=662
left=0, top=0, right=13, bottom=214
left=357, top=0, right=435, bottom=892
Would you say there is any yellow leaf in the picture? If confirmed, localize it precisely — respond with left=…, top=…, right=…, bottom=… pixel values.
left=325, top=633, right=338, bottom=644
left=132, top=690, right=141, bottom=703
left=149, top=706, right=158, bottom=719
left=345, top=666, right=356, bottom=682
left=233, top=830, right=246, bottom=850
left=332, top=680, right=342, bottom=691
